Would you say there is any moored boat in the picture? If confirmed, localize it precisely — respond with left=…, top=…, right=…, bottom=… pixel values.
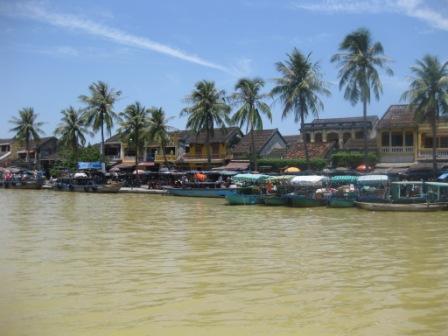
left=355, top=201, right=448, bottom=212
left=328, top=196, right=356, bottom=208
left=327, top=175, right=358, bottom=208
left=226, top=192, right=263, bottom=205
left=164, top=186, right=236, bottom=198
left=262, top=194, right=288, bottom=206
left=1, top=168, right=44, bottom=189
left=53, top=176, right=122, bottom=193
left=286, top=175, right=330, bottom=207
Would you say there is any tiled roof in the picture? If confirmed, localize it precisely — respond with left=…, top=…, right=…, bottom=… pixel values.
left=286, top=142, right=335, bottom=159
left=311, top=116, right=378, bottom=124
left=283, top=135, right=300, bottom=147
left=377, top=105, right=417, bottom=129
left=232, top=129, right=279, bottom=154
left=0, top=138, right=13, bottom=144
left=303, top=115, right=378, bottom=131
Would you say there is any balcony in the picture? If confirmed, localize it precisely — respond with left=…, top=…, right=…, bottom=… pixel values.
left=417, top=148, right=448, bottom=160
left=381, top=146, right=414, bottom=153
left=154, top=154, right=177, bottom=162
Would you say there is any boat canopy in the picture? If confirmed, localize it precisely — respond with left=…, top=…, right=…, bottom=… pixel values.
left=330, top=175, right=358, bottom=184
left=267, top=175, right=294, bottom=183
left=425, top=181, right=448, bottom=188
left=290, top=175, right=329, bottom=186
left=357, top=175, right=389, bottom=185
left=232, top=173, right=270, bottom=183
left=438, top=173, right=448, bottom=180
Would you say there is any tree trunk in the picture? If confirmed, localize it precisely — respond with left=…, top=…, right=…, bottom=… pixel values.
left=73, top=138, right=79, bottom=164
left=206, top=129, right=211, bottom=170
left=301, top=109, right=309, bottom=170
left=250, top=127, right=257, bottom=172
left=25, top=138, right=30, bottom=164
left=363, top=98, right=368, bottom=168
left=431, top=108, right=438, bottom=178
left=162, top=140, right=168, bottom=167
left=100, top=113, right=105, bottom=163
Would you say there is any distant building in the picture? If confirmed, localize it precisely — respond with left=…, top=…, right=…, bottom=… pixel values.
left=301, top=116, right=379, bottom=149
left=232, top=129, right=287, bottom=159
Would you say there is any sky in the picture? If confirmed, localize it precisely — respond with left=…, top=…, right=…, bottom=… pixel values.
left=0, top=0, right=447, bottom=142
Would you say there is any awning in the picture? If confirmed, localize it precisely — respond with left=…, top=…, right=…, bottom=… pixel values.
left=232, top=173, right=270, bottom=183
left=212, top=160, right=250, bottom=171
left=358, top=175, right=389, bottom=184
left=137, top=162, right=155, bottom=167
left=112, top=162, right=135, bottom=170
left=291, top=175, right=329, bottom=186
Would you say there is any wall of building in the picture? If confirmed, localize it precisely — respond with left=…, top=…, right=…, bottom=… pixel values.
left=259, top=132, right=287, bottom=156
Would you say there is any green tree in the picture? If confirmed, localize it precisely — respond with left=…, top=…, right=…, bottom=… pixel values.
left=230, top=78, right=272, bottom=171
left=54, top=106, right=91, bottom=162
left=181, top=80, right=231, bottom=169
left=147, top=107, right=174, bottom=167
left=271, top=49, right=330, bottom=168
left=402, top=55, right=448, bottom=175
left=117, top=102, right=149, bottom=168
left=79, top=81, right=122, bottom=162
left=331, top=28, right=393, bottom=165
left=9, top=107, right=44, bottom=164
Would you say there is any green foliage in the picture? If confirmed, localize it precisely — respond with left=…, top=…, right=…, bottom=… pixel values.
left=331, top=151, right=378, bottom=168
left=50, top=145, right=102, bottom=176
left=257, top=158, right=327, bottom=171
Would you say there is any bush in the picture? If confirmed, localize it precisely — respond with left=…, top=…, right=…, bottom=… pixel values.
left=50, top=145, right=102, bottom=176
left=257, top=158, right=327, bottom=171
left=331, top=151, right=378, bottom=168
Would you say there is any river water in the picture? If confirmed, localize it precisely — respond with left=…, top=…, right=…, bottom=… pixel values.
left=0, top=190, right=447, bottom=335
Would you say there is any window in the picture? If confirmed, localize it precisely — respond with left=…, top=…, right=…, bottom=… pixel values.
left=194, top=144, right=202, bottom=154
left=355, top=131, right=364, bottom=139
left=391, top=132, right=403, bottom=146
left=212, top=143, right=220, bottom=154
left=423, top=134, right=433, bottom=148
left=440, top=136, right=448, bottom=148
left=125, top=148, right=136, bottom=156
left=405, top=132, right=414, bottom=146
left=381, top=132, right=390, bottom=146
left=314, top=133, right=322, bottom=143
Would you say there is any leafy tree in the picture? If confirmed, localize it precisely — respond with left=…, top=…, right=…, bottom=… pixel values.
left=147, top=107, right=174, bottom=167
left=271, top=49, right=330, bottom=168
left=9, top=107, right=44, bottom=164
left=230, top=78, right=272, bottom=171
left=331, top=28, right=392, bottom=164
left=181, top=80, right=231, bottom=169
left=402, top=55, right=448, bottom=175
left=79, top=81, right=121, bottom=162
left=54, top=106, right=91, bottom=162
left=117, top=102, right=149, bottom=169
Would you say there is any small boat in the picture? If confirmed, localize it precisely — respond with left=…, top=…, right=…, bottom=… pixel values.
left=327, top=175, right=358, bottom=208
left=262, top=194, right=288, bottom=206
left=287, top=194, right=326, bottom=207
left=53, top=176, right=122, bottom=193
left=355, top=201, right=448, bottom=212
left=3, top=179, right=43, bottom=190
left=328, top=196, right=356, bottom=208
left=286, top=175, right=330, bottom=207
left=164, top=186, right=236, bottom=198
left=226, top=192, right=263, bottom=205
left=2, top=168, right=44, bottom=189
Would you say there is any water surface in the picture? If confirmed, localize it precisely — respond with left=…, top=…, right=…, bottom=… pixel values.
left=1, top=190, right=447, bottom=335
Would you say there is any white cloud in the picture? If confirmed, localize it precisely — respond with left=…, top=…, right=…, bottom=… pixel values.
left=0, top=1, right=229, bottom=72
left=293, top=0, right=448, bottom=31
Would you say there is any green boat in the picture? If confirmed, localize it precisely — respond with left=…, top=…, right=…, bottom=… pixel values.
left=287, top=194, right=326, bottom=207
left=226, top=193, right=263, bottom=205
left=262, top=194, right=288, bottom=206
left=328, top=196, right=356, bottom=208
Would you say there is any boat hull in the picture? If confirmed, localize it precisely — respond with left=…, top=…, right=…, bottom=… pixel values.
left=262, top=195, right=288, bottom=206
left=3, top=181, right=43, bottom=189
left=355, top=201, right=448, bottom=212
left=328, top=197, right=355, bottom=208
left=226, top=193, right=263, bottom=205
left=165, top=187, right=236, bottom=198
left=288, top=195, right=326, bottom=207
left=52, top=183, right=122, bottom=193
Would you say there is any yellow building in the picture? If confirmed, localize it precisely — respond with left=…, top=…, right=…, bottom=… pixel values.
left=377, top=105, right=448, bottom=164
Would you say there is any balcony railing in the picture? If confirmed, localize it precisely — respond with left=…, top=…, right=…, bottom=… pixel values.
left=418, top=148, right=448, bottom=159
left=381, top=146, right=414, bottom=153
left=154, top=154, right=177, bottom=162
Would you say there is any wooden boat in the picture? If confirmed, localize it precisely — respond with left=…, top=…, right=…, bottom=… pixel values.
left=355, top=201, right=448, bottom=212
left=226, top=193, right=263, bottom=205
left=3, top=179, right=43, bottom=190
left=53, top=177, right=122, bottom=193
left=262, top=194, right=288, bottom=206
left=164, top=186, right=236, bottom=198
left=328, top=196, right=355, bottom=208
left=287, top=194, right=326, bottom=207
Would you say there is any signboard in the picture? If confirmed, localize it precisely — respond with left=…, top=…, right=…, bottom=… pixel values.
left=77, top=161, right=103, bottom=170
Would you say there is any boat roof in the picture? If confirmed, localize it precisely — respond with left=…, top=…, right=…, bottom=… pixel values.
left=391, top=181, right=424, bottom=185
left=330, top=175, right=358, bottom=183
left=291, top=175, right=329, bottom=186
left=358, top=175, right=389, bottom=183
left=425, top=182, right=448, bottom=188
left=232, top=173, right=270, bottom=183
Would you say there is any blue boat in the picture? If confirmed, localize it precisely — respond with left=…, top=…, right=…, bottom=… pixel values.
left=164, top=186, right=236, bottom=198
left=226, top=193, right=263, bottom=205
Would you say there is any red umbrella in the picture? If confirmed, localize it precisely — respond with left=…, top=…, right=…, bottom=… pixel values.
left=194, top=173, right=207, bottom=182
left=356, top=164, right=371, bottom=172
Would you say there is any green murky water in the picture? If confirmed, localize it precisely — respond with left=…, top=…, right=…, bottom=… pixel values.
left=1, top=190, right=447, bottom=335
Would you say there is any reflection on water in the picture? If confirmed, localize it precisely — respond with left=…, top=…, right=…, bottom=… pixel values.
left=0, top=190, right=447, bottom=335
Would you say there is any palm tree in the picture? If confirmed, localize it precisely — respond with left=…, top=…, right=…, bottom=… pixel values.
left=79, top=81, right=122, bottom=162
left=54, top=106, right=91, bottom=162
left=181, top=80, right=231, bottom=169
left=9, top=107, right=44, bottom=164
left=402, top=55, right=448, bottom=175
left=331, top=28, right=393, bottom=165
left=230, top=78, right=272, bottom=171
left=147, top=107, right=174, bottom=167
left=117, top=102, right=149, bottom=169
left=271, top=49, right=330, bottom=168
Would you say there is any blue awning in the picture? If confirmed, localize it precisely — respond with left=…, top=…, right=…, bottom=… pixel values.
left=77, top=161, right=103, bottom=170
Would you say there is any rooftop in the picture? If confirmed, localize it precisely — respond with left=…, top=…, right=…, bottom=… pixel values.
left=377, top=105, right=417, bottom=129
left=232, top=129, right=281, bottom=154
left=302, top=116, right=378, bottom=131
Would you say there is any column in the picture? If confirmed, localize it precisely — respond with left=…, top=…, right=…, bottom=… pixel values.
left=120, top=144, right=125, bottom=160
left=310, top=132, right=315, bottom=143
left=323, top=130, right=327, bottom=142
left=338, top=131, right=344, bottom=149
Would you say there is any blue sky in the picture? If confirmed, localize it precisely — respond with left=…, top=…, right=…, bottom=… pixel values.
left=1, top=0, right=447, bottom=141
